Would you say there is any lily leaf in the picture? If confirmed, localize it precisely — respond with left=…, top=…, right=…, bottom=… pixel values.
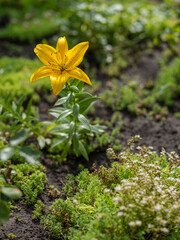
left=1, top=187, right=22, bottom=200
left=19, top=146, right=40, bottom=164
left=0, top=147, right=14, bottom=161
left=0, top=201, right=10, bottom=226
left=10, top=129, right=29, bottom=146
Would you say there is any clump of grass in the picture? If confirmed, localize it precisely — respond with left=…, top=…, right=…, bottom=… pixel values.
left=40, top=137, right=180, bottom=239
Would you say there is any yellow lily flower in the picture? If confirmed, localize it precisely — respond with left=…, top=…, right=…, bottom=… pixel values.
left=31, top=36, right=92, bottom=95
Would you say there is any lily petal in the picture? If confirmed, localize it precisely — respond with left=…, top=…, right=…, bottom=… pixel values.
left=56, top=36, right=68, bottom=64
left=67, top=67, right=92, bottom=86
left=34, top=44, right=58, bottom=67
left=50, top=72, right=70, bottom=95
left=65, top=42, right=89, bottom=68
left=30, top=66, right=53, bottom=82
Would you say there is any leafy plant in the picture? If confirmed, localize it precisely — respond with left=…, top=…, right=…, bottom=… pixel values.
left=0, top=129, right=40, bottom=164
left=0, top=57, right=50, bottom=104
left=0, top=165, right=22, bottom=226
left=30, top=36, right=106, bottom=162
left=40, top=137, right=180, bottom=239
left=32, top=200, right=45, bottom=220
left=11, top=163, right=46, bottom=204
left=47, top=81, right=106, bottom=161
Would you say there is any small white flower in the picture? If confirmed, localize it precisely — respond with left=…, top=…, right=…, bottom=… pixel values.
left=117, top=212, right=123, bottom=217
left=129, top=221, right=136, bottom=227
left=128, top=204, right=134, bottom=208
left=113, top=197, right=119, bottom=204
left=115, top=185, right=122, bottom=191
left=73, top=199, right=78, bottom=204
left=161, top=228, right=169, bottom=233
left=141, top=199, right=147, bottom=205
left=135, top=220, right=142, bottom=226
left=119, top=206, right=125, bottom=211
left=132, top=160, right=138, bottom=163
left=172, top=205, right=178, bottom=210
left=147, top=224, right=154, bottom=229
left=161, top=220, right=167, bottom=225
left=104, top=188, right=110, bottom=193
left=154, top=204, right=161, bottom=211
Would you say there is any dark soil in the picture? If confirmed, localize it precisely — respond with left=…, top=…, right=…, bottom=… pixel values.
left=1, top=42, right=180, bottom=239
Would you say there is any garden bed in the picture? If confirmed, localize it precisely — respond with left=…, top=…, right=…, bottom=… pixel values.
left=0, top=0, right=180, bottom=239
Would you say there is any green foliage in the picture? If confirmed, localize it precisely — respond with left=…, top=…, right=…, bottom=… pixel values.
left=41, top=139, right=180, bottom=239
left=153, top=57, right=180, bottom=106
left=0, top=1, right=179, bottom=66
left=12, top=163, right=46, bottom=204
left=0, top=164, right=22, bottom=226
left=32, top=200, right=45, bottom=220
left=101, top=79, right=144, bottom=115
left=0, top=129, right=40, bottom=164
left=46, top=80, right=106, bottom=162
left=0, top=57, right=50, bottom=103
left=0, top=11, right=59, bottom=43
left=7, top=233, right=16, bottom=240
left=102, top=57, right=180, bottom=116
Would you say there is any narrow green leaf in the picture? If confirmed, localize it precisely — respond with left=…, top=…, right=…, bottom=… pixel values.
left=75, top=92, right=93, bottom=99
left=65, top=93, right=74, bottom=107
left=51, top=136, right=67, bottom=149
left=59, top=91, right=68, bottom=97
left=16, top=96, right=25, bottom=114
left=77, top=81, right=84, bottom=91
left=0, top=147, right=14, bottom=161
left=79, top=97, right=99, bottom=114
left=57, top=109, right=72, bottom=122
left=68, top=122, right=75, bottom=139
left=54, top=96, right=68, bottom=106
left=73, top=133, right=79, bottom=155
left=19, top=147, right=40, bottom=164
left=49, top=107, right=65, bottom=118
left=78, top=114, right=91, bottom=131
left=12, top=102, right=17, bottom=112
left=10, top=129, right=29, bottom=146
left=73, top=104, right=79, bottom=120
left=79, top=141, right=89, bottom=161
left=37, top=135, right=46, bottom=149
left=1, top=187, right=22, bottom=200
left=0, top=105, right=3, bottom=114
left=0, top=201, right=10, bottom=226
left=71, top=79, right=79, bottom=86
left=59, top=140, right=71, bottom=161
left=70, top=86, right=79, bottom=93
left=49, top=124, right=69, bottom=133
left=26, top=97, right=33, bottom=117
left=90, top=125, right=106, bottom=134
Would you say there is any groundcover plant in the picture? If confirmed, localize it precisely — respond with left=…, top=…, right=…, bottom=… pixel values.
left=0, top=0, right=180, bottom=239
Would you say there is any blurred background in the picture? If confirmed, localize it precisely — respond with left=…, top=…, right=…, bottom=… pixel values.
left=0, top=0, right=179, bottom=66
left=0, top=0, right=180, bottom=116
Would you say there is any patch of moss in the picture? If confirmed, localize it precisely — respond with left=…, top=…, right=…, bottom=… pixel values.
left=12, top=163, right=46, bottom=204
left=0, top=57, right=51, bottom=103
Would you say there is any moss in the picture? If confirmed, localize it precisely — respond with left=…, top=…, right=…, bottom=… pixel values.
left=12, top=163, right=46, bottom=204
left=0, top=57, right=51, bottom=103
